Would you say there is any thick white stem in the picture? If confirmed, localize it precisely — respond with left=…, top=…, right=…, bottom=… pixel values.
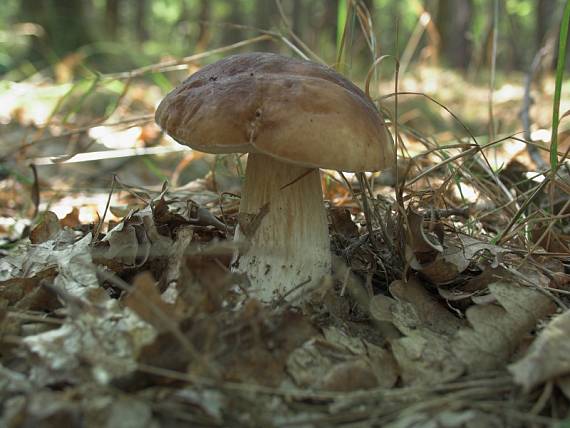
left=234, top=153, right=331, bottom=302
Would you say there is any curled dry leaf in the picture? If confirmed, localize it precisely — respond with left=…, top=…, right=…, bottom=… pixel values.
left=417, top=234, right=510, bottom=285
left=437, top=266, right=510, bottom=304
left=406, top=206, right=511, bottom=285
left=405, top=210, right=443, bottom=269
left=96, top=210, right=153, bottom=268
left=509, top=310, right=570, bottom=394
left=154, top=196, right=227, bottom=231
left=95, top=205, right=175, bottom=270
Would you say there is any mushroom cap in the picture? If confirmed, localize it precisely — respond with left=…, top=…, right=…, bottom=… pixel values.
left=155, top=52, right=394, bottom=172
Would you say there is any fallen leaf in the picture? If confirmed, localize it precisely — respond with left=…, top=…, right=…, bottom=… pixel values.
left=30, top=211, right=61, bottom=244
left=287, top=326, right=398, bottom=390
left=453, top=282, right=556, bottom=372
left=320, top=359, right=378, bottom=391
left=24, top=299, right=156, bottom=386
left=405, top=210, right=442, bottom=269
left=60, top=207, right=81, bottom=229
left=509, top=310, right=570, bottom=393
left=329, top=207, right=359, bottom=240
left=123, top=271, right=178, bottom=330
left=1, top=231, right=100, bottom=301
left=416, top=234, right=510, bottom=285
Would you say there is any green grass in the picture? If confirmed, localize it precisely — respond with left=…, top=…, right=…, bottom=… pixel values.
left=550, top=0, right=570, bottom=171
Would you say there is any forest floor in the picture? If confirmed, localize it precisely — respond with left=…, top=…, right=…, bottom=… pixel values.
left=1, top=59, right=570, bottom=427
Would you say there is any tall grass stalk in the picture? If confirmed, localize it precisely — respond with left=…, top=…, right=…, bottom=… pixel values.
left=336, top=0, right=348, bottom=59
left=550, top=0, right=570, bottom=172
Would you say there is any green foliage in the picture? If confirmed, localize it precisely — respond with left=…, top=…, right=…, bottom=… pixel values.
left=506, top=0, right=533, bottom=17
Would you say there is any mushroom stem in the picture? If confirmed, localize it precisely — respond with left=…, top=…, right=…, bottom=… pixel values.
left=234, top=153, right=331, bottom=302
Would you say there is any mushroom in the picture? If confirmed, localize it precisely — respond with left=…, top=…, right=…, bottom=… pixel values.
left=155, top=52, right=393, bottom=302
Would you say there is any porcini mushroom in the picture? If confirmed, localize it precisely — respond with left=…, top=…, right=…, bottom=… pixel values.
left=155, top=52, right=393, bottom=302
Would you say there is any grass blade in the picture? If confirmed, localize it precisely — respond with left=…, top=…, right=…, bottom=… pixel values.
left=550, top=0, right=570, bottom=171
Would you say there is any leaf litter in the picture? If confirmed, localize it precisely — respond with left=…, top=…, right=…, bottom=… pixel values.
left=1, top=174, right=568, bottom=428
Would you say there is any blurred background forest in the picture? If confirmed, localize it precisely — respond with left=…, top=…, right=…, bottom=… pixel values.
left=0, top=0, right=565, bottom=77
left=1, top=0, right=569, bottom=231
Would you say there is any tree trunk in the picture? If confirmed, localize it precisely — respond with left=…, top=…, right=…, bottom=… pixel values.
left=222, top=0, right=244, bottom=45
left=19, top=0, right=92, bottom=62
left=292, top=0, right=302, bottom=36
left=105, top=0, right=121, bottom=40
left=195, top=0, right=211, bottom=52
left=434, top=0, right=473, bottom=69
left=536, top=0, right=555, bottom=47
left=135, top=0, right=149, bottom=43
left=315, top=0, right=337, bottom=54
left=255, top=0, right=277, bottom=50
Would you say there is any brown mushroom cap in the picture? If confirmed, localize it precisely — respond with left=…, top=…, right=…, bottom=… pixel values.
left=155, top=52, right=393, bottom=172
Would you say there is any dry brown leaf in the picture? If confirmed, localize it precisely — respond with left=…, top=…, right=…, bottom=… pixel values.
left=320, top=359, right=378, bottom=391
left=389, top=279, right=464, bottom=336
left=287, top=326, right=398, bottom=391
left=287, top=337, right=343, bottom=388
left=59, top=207, right=81, bottom=229
left=30, top=211, right=61, bottom=244
left=163, top=225, right=194, bottom=289
left=169, top=388, right=225, bottom=423
left=390, top=329, right=465, bottom=386
left=329, top=207, right=359, bottom=240
left=98, top=213, right=150, bottom=267
left=365, top=341, right=400, bottom=388
left=509, top=310, right=570, bottom=393
left=416, top=234, right=510, bottom=285
left=370, top=272, right=557, bottom=384
left=531, top=227, right=570, bottom=254
left=223, top=307, right=316, bottom=387
left=438, top=266, right=511, bottom=304
left=369, top=294, right=395, bottom=322
left=95, top=205, right=174, bottom=270
left=370, top=279, right=467, bottom=385
left=405, top=210, right=442, bottom=269
left=322, top=325, right=367, bottom=354
left=453, top=282, right=556, bottom=372
left=123, top=271, right=178, bottom=329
